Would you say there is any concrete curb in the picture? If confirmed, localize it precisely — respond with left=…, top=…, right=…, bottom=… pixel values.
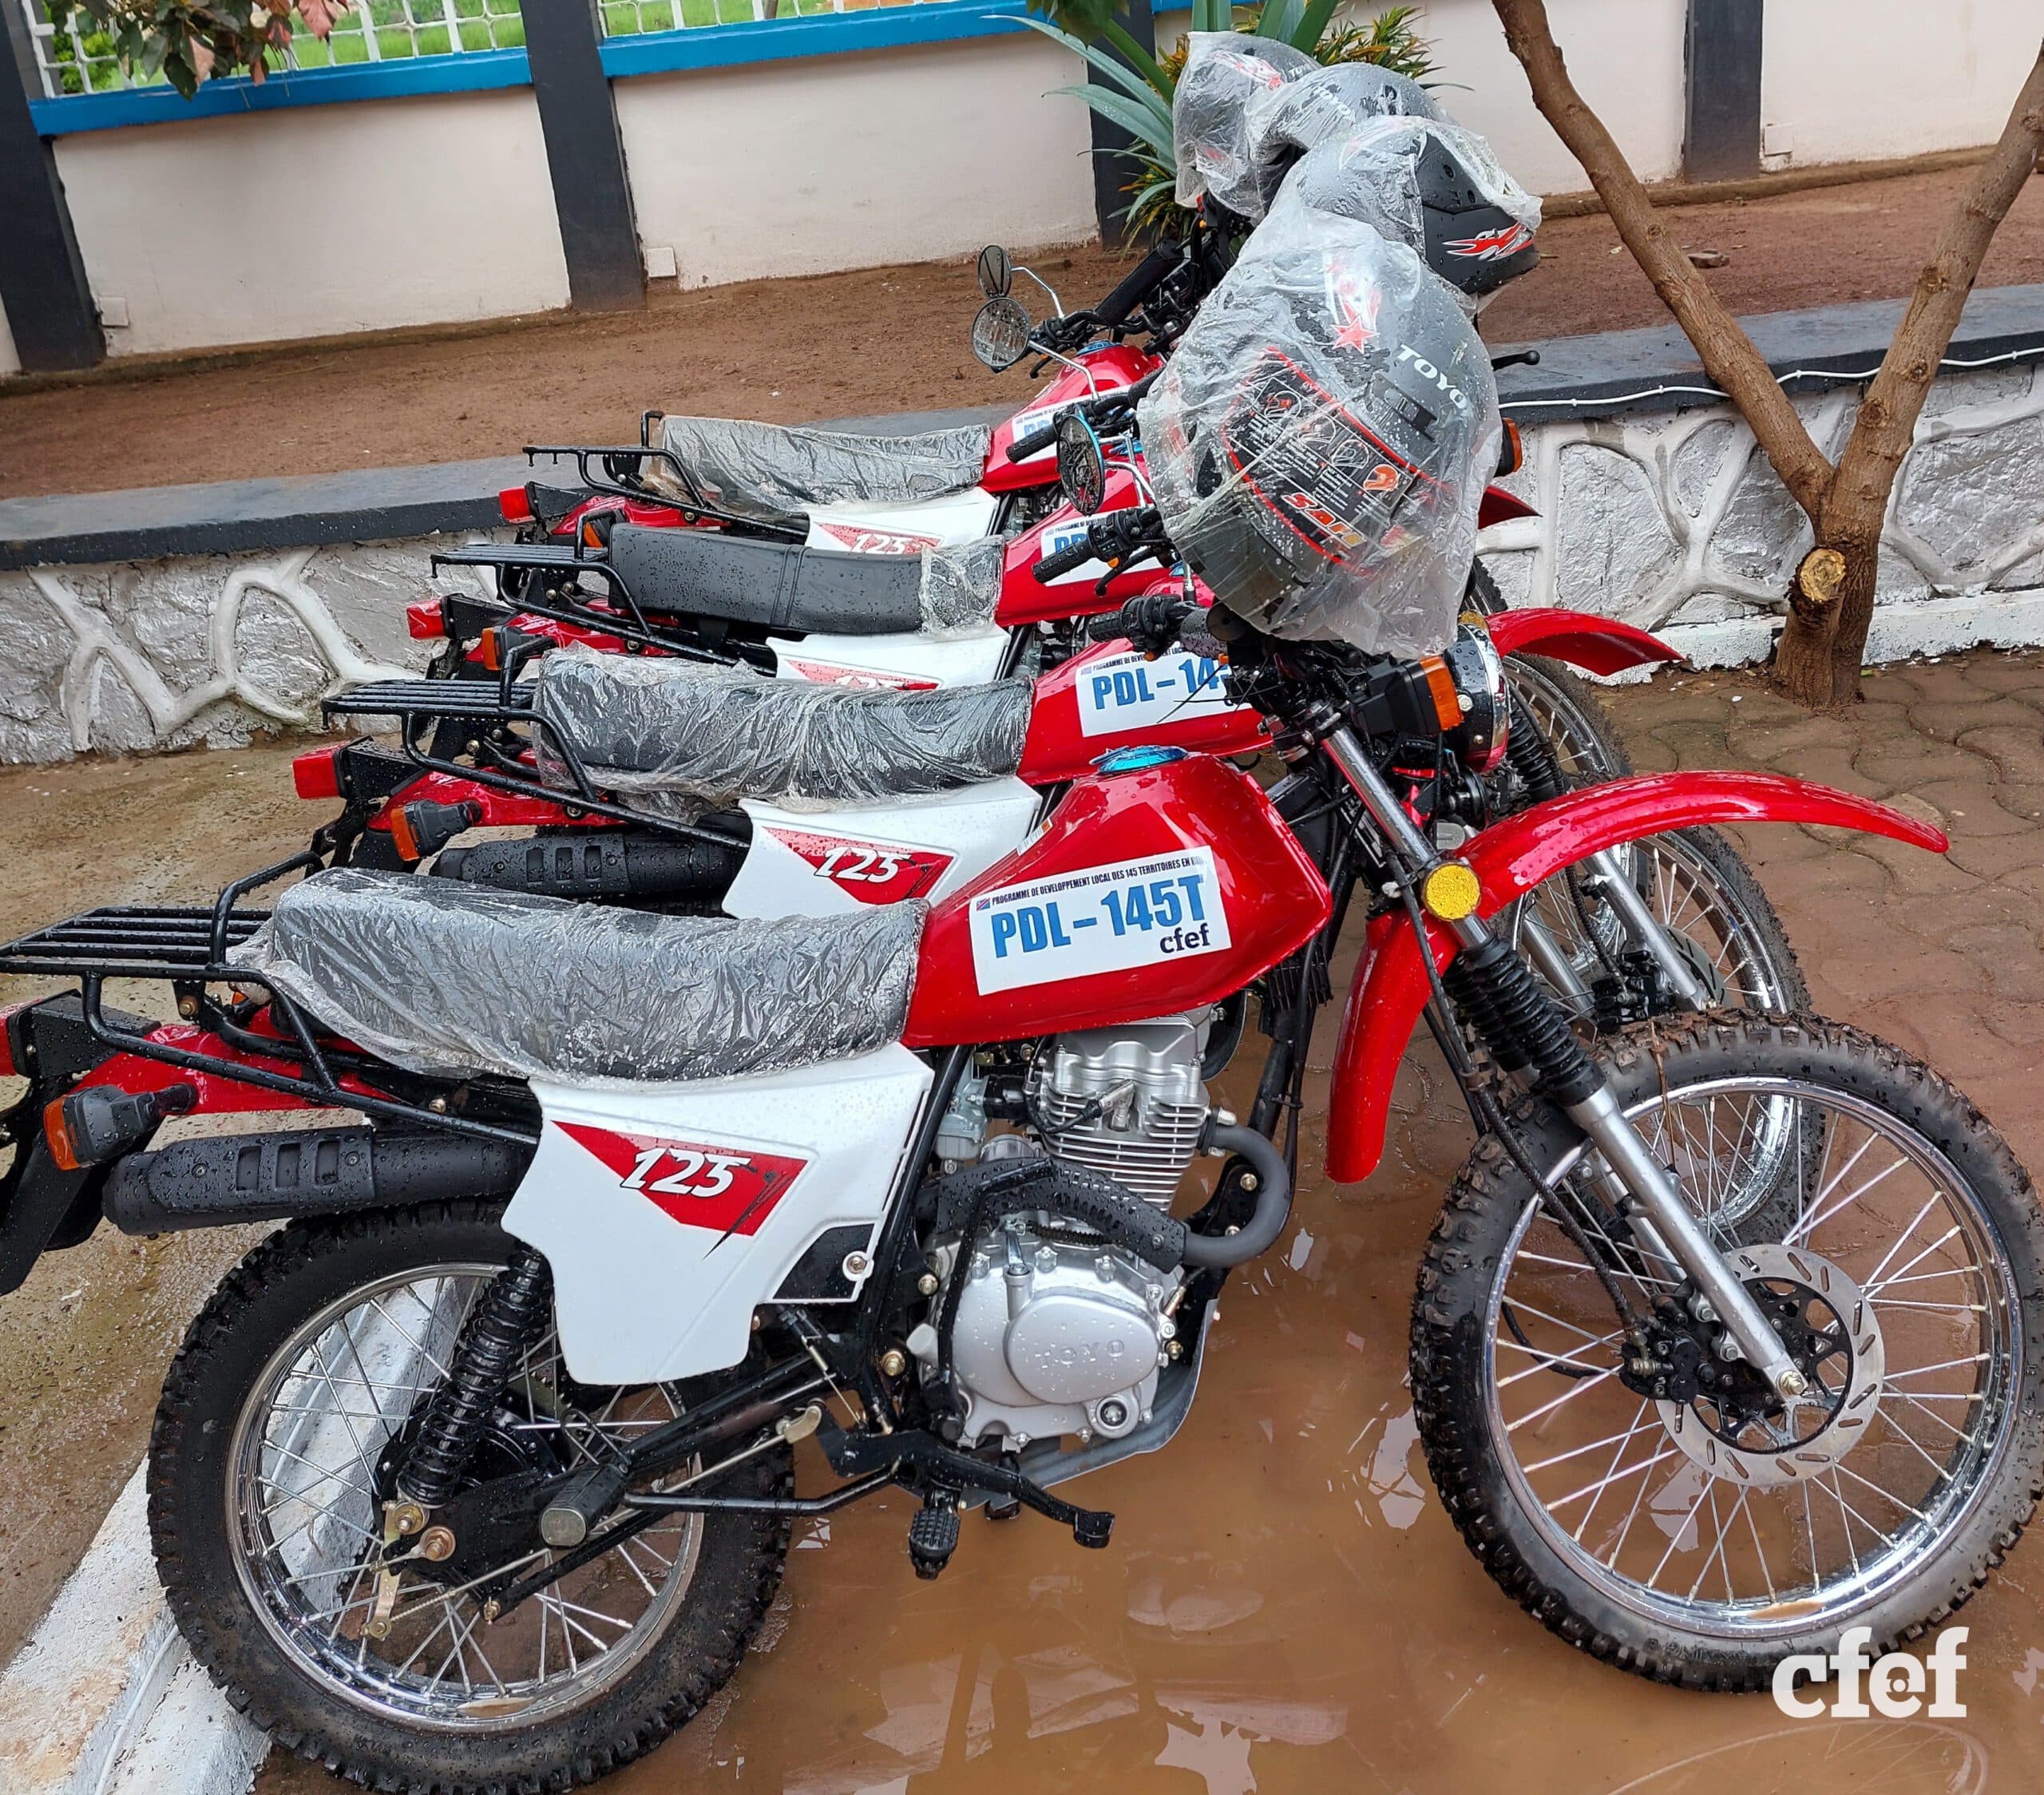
left=0, top=1464, right=267, bottom=1795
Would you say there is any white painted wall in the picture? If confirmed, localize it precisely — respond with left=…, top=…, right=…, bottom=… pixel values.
left=1412, top=0, right=1688, bottom=191
left=614, top=33, right=1099, bottom=288
left=1761, top=0, right=2040, bottom=168
left=51, top=89, right=569, bottom=357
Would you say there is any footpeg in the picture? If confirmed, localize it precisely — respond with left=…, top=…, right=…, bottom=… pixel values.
left=1072, top=1509, right=1112, bottom=1549
left=908, top=1495, right=961, bottom=1579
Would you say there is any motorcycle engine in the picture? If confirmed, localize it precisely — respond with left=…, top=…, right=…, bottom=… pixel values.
left=917, top=1016, right=1210, bottom=1451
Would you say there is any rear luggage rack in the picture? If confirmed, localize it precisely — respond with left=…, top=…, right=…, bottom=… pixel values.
left=320, top=680, right=749, bottom=850
left=428, top=544, right=770, bottom=671
left=0, top=853, right=536, bottom=1147
left=0, top=906, right=267, bottom=980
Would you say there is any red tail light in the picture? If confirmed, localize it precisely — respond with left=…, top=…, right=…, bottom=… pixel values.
left=498, top=485, right=535, bottom=525
left=291, top=745, right=344, bottom=801
left=406, top=598, right=446, bottom=640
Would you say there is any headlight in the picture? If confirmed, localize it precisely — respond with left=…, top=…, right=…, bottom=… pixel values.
left=1442, top=624, right=1509, bottom=773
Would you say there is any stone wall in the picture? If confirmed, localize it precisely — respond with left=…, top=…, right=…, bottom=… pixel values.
left=0, top=540, right=501, bottom=763
left=1480, top=362, right=2044, bottom=669
left=4, top=362, right=2044, bottom=764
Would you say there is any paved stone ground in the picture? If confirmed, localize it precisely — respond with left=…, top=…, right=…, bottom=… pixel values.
left=1620, top=651, right=2044, bottom=1170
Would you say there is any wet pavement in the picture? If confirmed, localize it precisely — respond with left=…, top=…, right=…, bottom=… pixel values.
left=2, top=655, right=2043, bottom=1791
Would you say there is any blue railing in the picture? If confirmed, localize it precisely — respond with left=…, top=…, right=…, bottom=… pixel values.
left=25, top=0, right=1034, bottom=134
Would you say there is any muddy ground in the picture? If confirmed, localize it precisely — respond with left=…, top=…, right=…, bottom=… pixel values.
left=2, top=652, right=2042, bottom=1789
left=6, top=164, right=2044, bottom=501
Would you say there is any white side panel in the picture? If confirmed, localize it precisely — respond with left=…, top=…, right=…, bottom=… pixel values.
left=507, top=1047, right=933, bottom=1385
left=802, top=489, right=1002, bottom=553
left=770, top=628, right=1009, bottom=690
left=726, top=779, right=1039, bottom=918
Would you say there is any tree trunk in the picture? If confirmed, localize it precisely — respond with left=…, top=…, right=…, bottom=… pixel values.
left=1489, top=0, right=1833, bottom=520
left=1774, top=44, right=2044, bottom=706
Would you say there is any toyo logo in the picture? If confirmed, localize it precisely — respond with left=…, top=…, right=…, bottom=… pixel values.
left=557, top=1122, right=808, bottom=1236
left=1394, top=344, right=1471, bottom=414
left=763, top=826, right=953, bottom=901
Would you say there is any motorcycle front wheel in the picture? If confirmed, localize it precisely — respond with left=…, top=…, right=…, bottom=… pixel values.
left=149, top=1201, right=790, bottom=1795
left=1411, top=1012, right=2044, bottom=1687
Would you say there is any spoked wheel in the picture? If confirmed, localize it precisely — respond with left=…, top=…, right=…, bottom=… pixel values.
left=1507, top=826, right=1808, bottom=1026
left=1412, top=1014, right=2044, bottom=1686
left=150, top=1203, right=790, bottom=1795
left=1468, top=561, right=1634, bottom=787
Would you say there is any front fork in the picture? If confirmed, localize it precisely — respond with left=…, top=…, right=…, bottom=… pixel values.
left=1322, top=725, right=1807, bottom=1402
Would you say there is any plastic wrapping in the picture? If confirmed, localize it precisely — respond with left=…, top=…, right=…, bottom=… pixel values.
left=231, top=868, right=925, bottom=1086
left=1171, top=31, right=1316, bottom=216
left=1136, top=207, right=1500, bottom=658
left=1275, top=119, right=1540, bottom=305
left=648, top=414, right=993, bottom=528
left=919, top=535, right=1005, bottom=633
left=533, top=646, right=1032, bottom=810
left=1242, top=61, right=1444, bottom=217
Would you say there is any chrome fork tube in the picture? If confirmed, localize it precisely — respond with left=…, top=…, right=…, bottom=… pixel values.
left=1586, top=847, right=1713, bottom=1010
left=1321, top=724, right=1804, bottom=1398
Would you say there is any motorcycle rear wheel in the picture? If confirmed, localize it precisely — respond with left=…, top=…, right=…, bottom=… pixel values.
left=1411, top=1012, right=2044, bottom=1686
left=149, top=1201, right=790, bottom=1795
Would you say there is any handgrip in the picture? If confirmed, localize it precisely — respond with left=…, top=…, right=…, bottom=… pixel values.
left=1087, top=607, right=1134, bottom=642
left=1094, top=241, right=1181, bottom=327
left=1032, top=533, right=1098, bottom=583
left=1006, top=420, right=1060, bottom=463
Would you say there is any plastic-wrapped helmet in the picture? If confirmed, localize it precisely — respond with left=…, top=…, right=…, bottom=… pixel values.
left=1243, top=61, right=1444, bottom=216
left=1136, top=211, right=1500, bottom=659
left=1172, top=31, right=1317, bottom=219
left=1278, top=117, right=1542, bottom=306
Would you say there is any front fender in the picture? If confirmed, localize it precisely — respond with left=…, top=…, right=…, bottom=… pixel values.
left=1325, top=772, right=1947, bottom=1183
left=1486, top=606, right=1681, bottom=677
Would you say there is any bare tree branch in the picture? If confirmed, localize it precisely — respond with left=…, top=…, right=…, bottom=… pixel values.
left=1490, top=0, right=1835, bottom=521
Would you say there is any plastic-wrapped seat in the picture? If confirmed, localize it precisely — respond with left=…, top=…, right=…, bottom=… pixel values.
left=648, top=414, right=994, bottom=531
left=533, top=648, right=1032, bottom=809
left=606, top=525, right=1003, bottom=637
left=230, top=868, right=925, bottom=1085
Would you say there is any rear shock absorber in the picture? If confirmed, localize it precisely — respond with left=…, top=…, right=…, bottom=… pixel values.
left=397, top=1244, right=553, bottom=1509
left=1503, top=690, right=1567, bottom=805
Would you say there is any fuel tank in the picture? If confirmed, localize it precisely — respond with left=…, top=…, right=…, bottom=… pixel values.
left=980, top=344, right=1161, bottom=495
left=902, top=751, right=1329, bottom=1044
left=1016, top=640, right=1270, bottom=784
left=996, top=466, right=1170, bottom=628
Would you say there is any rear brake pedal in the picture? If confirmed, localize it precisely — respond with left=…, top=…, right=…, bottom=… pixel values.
left=908, top=1493, right=961, bottom=1579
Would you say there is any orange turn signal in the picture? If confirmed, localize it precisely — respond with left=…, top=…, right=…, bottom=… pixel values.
left=1418, top=656, right=1463, bottom=731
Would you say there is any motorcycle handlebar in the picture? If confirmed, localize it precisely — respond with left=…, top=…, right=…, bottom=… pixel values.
left=1032, top=533, right=1099, bottom=581
left=1005, top=370, right=1162, bottom=464
left=1093, top=241, right=1184, bottom=328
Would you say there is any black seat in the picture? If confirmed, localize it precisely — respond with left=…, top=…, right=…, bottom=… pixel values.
left=533, top=652, right=1032, bottom=808
left=232, top=868, right=925, bottom=1085
left=605, top=525, right=1000, bottom=637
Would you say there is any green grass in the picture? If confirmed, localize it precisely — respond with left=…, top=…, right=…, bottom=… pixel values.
left=41, top=0, right=919, bottom=93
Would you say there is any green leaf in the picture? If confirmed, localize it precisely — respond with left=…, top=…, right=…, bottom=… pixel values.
left=1024, top=20, right=1175, bottom=141
left=1190, top=0, right=1230, bottom=36
left=1293, top=0, right=1342, bottom=53
left=1254, top=0, right=1305, bottom=47
left=1098, top=17, right=1171, bottom=97
left=1048, top=81, right=1175, bottom=157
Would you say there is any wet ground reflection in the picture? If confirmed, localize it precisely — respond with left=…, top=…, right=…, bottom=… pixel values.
left=574, top=1038, right=2044, bottom=1795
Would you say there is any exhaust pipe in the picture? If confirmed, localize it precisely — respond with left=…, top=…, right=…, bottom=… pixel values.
left=103, top=1127, right=533, bottom=1235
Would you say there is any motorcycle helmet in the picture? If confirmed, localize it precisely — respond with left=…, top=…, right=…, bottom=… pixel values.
left=1172, top=31, right=1317, bottom=219
left=1276, top=117, right=1542, bottom=307
left=1242, top=61, right=1444, bottom=216
left=1136, top=208, right=1500, bottom=658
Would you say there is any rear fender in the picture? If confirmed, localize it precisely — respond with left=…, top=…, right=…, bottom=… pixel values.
left=1325, top=772, right=1948, bottom=1183
left=1486, top=606, right=1680, bottom=678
